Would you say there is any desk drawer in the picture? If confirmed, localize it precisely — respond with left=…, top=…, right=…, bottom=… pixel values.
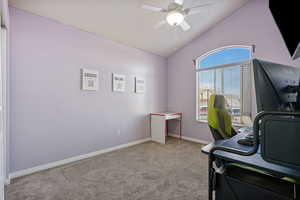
left=165, top=114, right=181, bottom=120
left=216, top=165, right=294, bottom=200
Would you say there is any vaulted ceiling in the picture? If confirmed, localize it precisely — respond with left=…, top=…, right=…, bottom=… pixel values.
left=9, top=0, right=249, bottom=57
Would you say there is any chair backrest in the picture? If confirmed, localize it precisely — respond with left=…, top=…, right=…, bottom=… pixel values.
left=208, top=94, right=233, bottom=140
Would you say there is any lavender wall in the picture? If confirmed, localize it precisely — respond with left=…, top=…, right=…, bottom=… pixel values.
left=1, top=0, right=10, bottom=181
left=9, top=7, right=167, bottom=172
left=167, top=0, right=300, bottom=142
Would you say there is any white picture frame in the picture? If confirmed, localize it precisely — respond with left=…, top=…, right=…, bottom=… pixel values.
left=135, top=77, right=145, bottom=94
left=112, top=73, right=126, bottom=92
left=81, top=68, right=99, bottom=91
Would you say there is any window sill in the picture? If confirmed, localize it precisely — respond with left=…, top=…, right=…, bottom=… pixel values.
left=196, top=120, right=208, bottom=124
left=196, top=120, right=248, bottom=128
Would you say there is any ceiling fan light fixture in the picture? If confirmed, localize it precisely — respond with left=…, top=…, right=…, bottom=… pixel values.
left=166, top=11, right=184, bottom=26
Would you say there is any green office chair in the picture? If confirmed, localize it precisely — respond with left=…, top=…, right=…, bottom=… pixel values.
left=207, top=94, right=236, bottom=140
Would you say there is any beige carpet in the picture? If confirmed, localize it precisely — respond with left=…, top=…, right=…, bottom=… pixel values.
left=7, top=137, right=209, bottom=200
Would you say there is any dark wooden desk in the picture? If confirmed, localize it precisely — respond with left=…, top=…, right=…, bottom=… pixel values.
left=202, top=133, right=300, bottom=181
left=202, top=133, right=300, bottom=200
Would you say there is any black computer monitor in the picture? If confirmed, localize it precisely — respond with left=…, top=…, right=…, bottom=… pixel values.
left=253, top=59, right=300, bottom=169
left=253, top=59, right=300, bottom=112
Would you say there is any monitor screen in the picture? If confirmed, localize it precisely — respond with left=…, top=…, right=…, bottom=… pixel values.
left=253, top=59, right=300, bottom=112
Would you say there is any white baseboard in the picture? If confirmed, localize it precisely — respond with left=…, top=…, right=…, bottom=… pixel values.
left=168, top=133, right=210, bottom=145
left=9, top=137, right=151, bottom=182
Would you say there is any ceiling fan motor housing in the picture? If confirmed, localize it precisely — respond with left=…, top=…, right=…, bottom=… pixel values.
left=168, top=2, right=182, bottom=11
left=166, top=11, right=185, bottom=26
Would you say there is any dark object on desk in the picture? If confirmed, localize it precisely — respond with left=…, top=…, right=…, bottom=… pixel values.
left=237, top=138, right=254, bottom=146
left=237, top=128, right=254, bottom=146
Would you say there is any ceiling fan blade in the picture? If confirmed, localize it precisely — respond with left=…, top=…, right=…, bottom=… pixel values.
left=182, top=0, right=194, bottom=8
left=180, top=20, right=191, bottom=31
left=141, top=4, right=166, bottom=12
left=186, top=3, right=212, bottom=15
left=154, top=20, right=167, bottom=29
left=174, top=0, right=184, bottom=5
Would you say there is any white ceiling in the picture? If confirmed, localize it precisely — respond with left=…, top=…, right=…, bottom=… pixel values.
left=9, top=0, right=248, bottom=57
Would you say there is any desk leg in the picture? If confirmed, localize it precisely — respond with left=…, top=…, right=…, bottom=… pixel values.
left=208, top=154, right=214, bottom=200
left=296, top=184, right=300, bottom=200
left=180, top=114, right=182, bottom=139
left=165, top=121, right=168, bottom=137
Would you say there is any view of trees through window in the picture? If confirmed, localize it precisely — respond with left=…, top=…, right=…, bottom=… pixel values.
left=196, top=46, right=252, bottom=125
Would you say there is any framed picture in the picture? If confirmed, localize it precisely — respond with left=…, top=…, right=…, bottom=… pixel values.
left=81, top=68, right=99, bottom=91
left=135, top=77, right=145, bottom=94
left=112, top=73, right=126, bottom=92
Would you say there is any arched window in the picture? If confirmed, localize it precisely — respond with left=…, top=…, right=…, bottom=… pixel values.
left=196, top=45, right=253, bottom=125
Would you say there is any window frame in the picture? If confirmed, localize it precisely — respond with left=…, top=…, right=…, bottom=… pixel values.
left=195, top=45, right=253, bottom=126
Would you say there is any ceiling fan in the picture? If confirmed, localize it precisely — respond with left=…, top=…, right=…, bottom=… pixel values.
left=141, top=0, right=213, bottom=31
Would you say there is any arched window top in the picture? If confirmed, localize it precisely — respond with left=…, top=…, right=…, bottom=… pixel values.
left=196, top=46, right=252, bottom=69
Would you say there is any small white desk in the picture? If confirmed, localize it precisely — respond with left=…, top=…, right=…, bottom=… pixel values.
left=150, top=112, right=182, bottom=144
